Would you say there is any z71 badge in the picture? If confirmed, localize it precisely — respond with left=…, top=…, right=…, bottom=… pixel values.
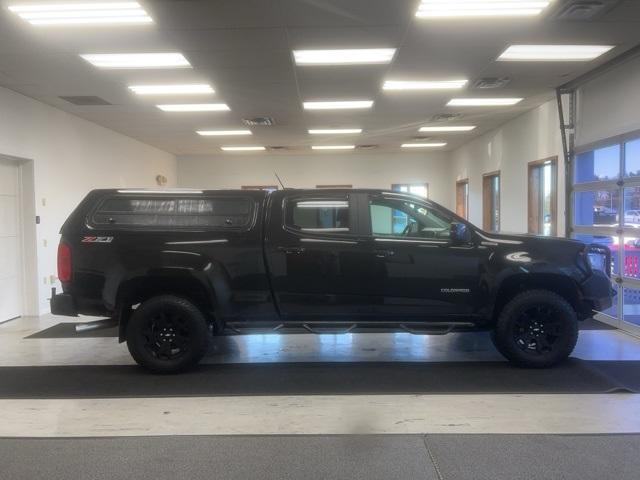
left=82, top=236, right=113, bottom=243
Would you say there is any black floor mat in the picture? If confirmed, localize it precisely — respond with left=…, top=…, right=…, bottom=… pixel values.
left=579, top=318, right=617, bottom=330
left=25, top=317, right=616, bottom=339
left=0, top=359, right=637, bottom=399
left=25, top=321, right=118, bottom=339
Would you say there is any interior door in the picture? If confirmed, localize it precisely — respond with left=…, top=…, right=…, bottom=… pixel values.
left=0, top=159, right=22, bottom=322
left=366, top=194, right=483, bottom=318
left=265, top=192, right=376, bottom=318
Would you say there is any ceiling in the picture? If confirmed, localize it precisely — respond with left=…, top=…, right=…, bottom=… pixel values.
left=0, top=0, right=639, bottom=155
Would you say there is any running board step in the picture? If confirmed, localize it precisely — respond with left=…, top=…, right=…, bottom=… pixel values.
left=222, top=321, right=476, bottom=336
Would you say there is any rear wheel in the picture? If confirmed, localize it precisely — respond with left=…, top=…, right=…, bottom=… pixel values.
left=126, top=295, right=210, bottom=373
left=491, top=290, right=578, bottom=368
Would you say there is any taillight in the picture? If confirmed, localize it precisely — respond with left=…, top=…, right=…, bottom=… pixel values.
left=57, top=241, right=72, bottom=282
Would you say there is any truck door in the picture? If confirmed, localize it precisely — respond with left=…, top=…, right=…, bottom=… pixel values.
left=364, top=193, right=483, bottom=318
left=265, top=191, right=377, bottom=318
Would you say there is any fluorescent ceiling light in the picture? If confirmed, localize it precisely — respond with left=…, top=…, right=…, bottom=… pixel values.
left=221, top=146, right=266, bottom=151
left=9, top=2, right=142, bottom=12
left=80, top=53, right=190, bottom=69
left=26, top=17, right=152, bottom=24
left=416, top=0, right=552, bottom=18
left=498, top=44, right=614, bottom=61
left=303, top=100, right=373, bottom=110
left=402, top=143, right=447, bottom=148
left=293, top=48, right=396, bottom=65
left=419, top=126, right=476, bottom=132
left=129, top=84, right=214, bottom=95
left=309, top=128, right=362, bottom=134
left=9, top=2, right=153, bottom=26
left=311, top=145, right=356, bottom=150
left=383, top=79, right=468, bottom=90
left=197, top=130, right=252, bottom=136
left=157, top=104, right=230, bottom=112
left=447, top=98, right=522, bottom=106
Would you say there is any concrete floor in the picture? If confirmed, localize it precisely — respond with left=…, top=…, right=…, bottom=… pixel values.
left=1, top=314, right=640, bottom=478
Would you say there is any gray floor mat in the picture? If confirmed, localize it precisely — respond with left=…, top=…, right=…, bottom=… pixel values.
left=425, top=433, right=640, bottom=480
left=0, top=435, right=439, bottom=480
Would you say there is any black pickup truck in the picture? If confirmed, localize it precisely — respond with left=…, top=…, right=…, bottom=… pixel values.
left=51, top=188, right=613, bottom=372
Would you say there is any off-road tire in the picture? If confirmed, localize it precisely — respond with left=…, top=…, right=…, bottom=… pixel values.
left=491, top=289, right=578, bottom=368
left=126, top=295, right=210, bottom=373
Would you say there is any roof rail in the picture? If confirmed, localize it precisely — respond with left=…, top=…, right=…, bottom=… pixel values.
left=116, top=188, right=204, bottom=194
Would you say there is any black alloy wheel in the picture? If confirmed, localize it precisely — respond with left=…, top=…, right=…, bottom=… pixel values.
left=513, top=304, right=563, bottom=355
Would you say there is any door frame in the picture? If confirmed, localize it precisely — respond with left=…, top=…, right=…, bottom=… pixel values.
left=0, top=154, right=38, bottom=321
left=528, top=156, right=558, bottom=236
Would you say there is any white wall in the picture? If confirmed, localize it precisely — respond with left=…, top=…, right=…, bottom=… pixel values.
left=577, top=55, right=640, bottom=147
left=0, top=86, right=176, bottom=315
left=449, top=100, right=564, bottom=234
left=177, top=152, right=453, bottom=208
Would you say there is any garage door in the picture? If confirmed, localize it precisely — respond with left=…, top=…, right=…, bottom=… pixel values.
left=571, top=136, right=640, bottom=335
left=0, top=159, right=21, bottom=322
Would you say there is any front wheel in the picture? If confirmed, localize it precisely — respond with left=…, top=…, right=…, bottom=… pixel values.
left=491, top=290, right=578, bottom=368
left=126, top=295, right=210, bottom=373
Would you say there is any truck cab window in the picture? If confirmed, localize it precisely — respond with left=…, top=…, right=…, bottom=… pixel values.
left=286, top=198, right=350, bottom=233
left=370, top=198, right=451, bottom=240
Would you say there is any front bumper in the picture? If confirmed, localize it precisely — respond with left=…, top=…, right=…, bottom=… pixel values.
left=580, top=270, right=615, bottom=313
left=50, top=288, right=78, bottom=317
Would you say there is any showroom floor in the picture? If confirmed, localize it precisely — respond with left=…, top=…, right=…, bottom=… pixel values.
left=1, top=315, right=640, bottom=479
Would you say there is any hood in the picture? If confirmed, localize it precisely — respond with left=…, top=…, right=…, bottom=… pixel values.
left=476, top=230, right=585, bottom=249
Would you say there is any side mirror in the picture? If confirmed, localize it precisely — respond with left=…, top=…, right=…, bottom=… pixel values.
left=450, top=222, right=472, bottom=245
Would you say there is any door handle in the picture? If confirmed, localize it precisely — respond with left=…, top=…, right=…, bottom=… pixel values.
left=375, top=249, right=395, bottom=258
left=278, top=246, right=306, bottom=255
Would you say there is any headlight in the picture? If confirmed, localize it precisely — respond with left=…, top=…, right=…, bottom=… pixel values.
left=585, top=244, right=612, bottom=277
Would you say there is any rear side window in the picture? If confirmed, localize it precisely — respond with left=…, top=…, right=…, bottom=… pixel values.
left=285, top=197, right=351, bottom=233
left=92, top=196, right=253, bottom=229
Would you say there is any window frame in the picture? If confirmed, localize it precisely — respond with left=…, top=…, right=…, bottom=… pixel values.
left=391, top=183, right=429, bottom=198
left=482, top=171, right=501, bottom=232
left=88, top=194, right=257, bottom=232
left=282, top=193, right=359, bottom=238
left=455, top=178, right=469, bottom=220
left=528, top=157, right=558, bottom=236
left=365, top=193, right=456, bottom=244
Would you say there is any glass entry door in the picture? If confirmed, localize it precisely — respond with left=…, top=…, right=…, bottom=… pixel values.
left=571, top=136, right=640, bottom=334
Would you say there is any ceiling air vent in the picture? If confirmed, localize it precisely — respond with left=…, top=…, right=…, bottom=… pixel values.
left=552, top=0, right=620, bottom=20
left=356, top=145, right=379, bottom=150
left=267, top=146, right=288, bottom=151
left=59, top=95, right=112, bottom=106
left=472, top=77, right=511, bottom=90
left=242, top=116, right=275, bottom=126
left=430, top=113, right=463, bottom=123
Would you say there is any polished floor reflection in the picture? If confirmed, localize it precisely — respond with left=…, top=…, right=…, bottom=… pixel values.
left=1, top=314, right=640, bottom=367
